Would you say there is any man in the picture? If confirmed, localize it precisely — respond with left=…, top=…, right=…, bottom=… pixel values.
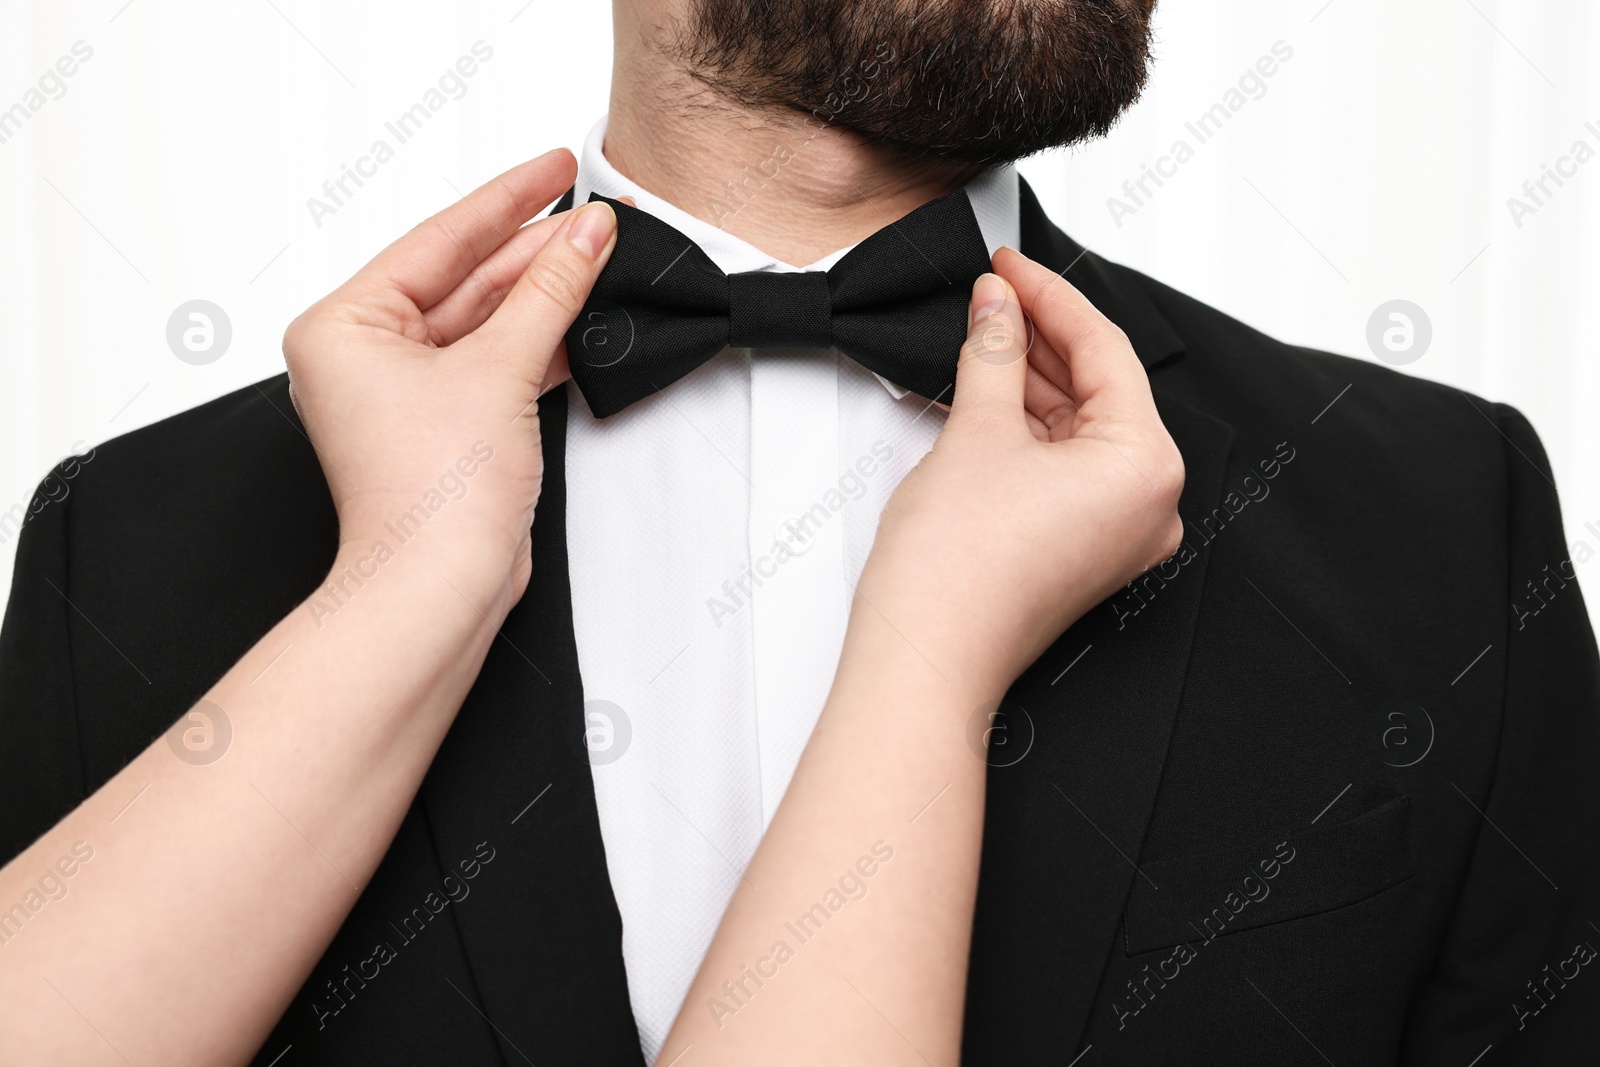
left=2, top=0, right=1597, bottom=1063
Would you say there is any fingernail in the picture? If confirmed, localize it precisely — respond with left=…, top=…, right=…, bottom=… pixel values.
left=971, top=273, right=1008, bottom=324
left=569, top=201, right=616, bottom=259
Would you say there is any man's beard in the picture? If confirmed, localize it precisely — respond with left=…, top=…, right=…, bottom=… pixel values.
left=670, top=0, right=1159, bottom=167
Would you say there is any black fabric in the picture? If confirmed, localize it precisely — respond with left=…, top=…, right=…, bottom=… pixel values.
left=2, top=179, right=1598, bottom=1065
left=563, top=188, right=992, bottom=417
left=1122, top=795, right=1413, bottom=954
left=727, top=271, right=833, bottom=349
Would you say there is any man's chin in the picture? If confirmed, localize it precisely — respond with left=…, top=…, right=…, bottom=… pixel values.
left=675, top=0, right=1159, bottom=168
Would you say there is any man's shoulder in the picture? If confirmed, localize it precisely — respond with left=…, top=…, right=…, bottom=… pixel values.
left=47, top=372, right=335, bottom=580
left=1108, top=258, right=1524, bottom=468
left=72, top=372, right=313, bottom=498
left=95, top=372, right=302, bottom=467
left=0, top=373, right=333, bottom=770
left=1022, top=186, right=1508, bottom=458
left=1081, top=256, right=1551, bottom=578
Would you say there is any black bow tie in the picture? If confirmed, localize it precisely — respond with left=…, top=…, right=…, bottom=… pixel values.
left=563, top=190, right=993, bottom=418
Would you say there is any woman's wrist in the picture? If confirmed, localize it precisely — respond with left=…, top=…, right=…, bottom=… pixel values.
left=837, top=591, right=1015, bottom=713
left=322, top=524, right=520, bottom=635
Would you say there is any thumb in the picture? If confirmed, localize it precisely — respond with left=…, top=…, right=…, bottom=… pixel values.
left=948, top=273, right=1029, bottom=427
left=472, top=200, right=618, bottom=385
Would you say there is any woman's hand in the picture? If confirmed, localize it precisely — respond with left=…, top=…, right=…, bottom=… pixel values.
left=282, top=148, right=616, bottom=608
left=856, top=247, right=1185, bottom=696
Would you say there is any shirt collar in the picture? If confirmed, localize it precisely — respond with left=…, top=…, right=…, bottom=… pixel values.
left=575, top=116, right=1019, bottom=270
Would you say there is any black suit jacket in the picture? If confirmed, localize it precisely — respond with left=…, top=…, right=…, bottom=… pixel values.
left=3, top=183, right=1598, bottom=1065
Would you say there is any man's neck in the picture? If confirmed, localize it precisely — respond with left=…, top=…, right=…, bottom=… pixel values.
left=604, top=17, right=984, bottom=266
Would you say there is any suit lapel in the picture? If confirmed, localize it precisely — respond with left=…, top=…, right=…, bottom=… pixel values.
left=419, top=380, right=645, bottom=1065
left=1015, top=180, right=1185, bottom=374
left=962, top=182, right=1235, bottom=1060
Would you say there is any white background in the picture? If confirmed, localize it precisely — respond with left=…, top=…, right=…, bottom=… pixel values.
left=1, top=0, right=1596, bottom=629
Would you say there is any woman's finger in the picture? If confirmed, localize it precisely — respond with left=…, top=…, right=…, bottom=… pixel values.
left=1023, top=362, right=1079, bottom=440
left=356, top=149, right=578, bottom=311
left=992, top=247, right=1154, bottom=424
left=946, top=273, right=1030, bottom=429
left=426, top=194, right=637, bottom=345
left=422, top=211, right=565, bottom=345
left=1024, top=325, right=1074, bottom=401
left=469, top=200, right=618, bottom=388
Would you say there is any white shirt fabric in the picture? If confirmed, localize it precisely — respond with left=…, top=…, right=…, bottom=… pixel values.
left=564, top=116, right=1020, bottom=1061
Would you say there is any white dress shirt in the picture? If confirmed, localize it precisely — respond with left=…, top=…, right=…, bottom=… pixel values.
left=564, top=116, right=1020, bottom=1061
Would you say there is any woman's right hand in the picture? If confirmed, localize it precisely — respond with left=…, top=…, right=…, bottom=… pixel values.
left=854, top=249, right=1186, bottom=697
left=281, top=149, right=616, bottom=609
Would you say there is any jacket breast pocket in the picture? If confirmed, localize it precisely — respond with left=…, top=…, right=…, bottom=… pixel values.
left=1122, top=795, right=1412, bottom=956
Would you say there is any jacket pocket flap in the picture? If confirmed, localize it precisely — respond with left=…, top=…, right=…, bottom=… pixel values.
left=1123, top=795, right=1411, bottom=956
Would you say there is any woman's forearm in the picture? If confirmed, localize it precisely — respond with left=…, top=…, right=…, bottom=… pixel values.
left=656, top=602, right=995, bottom=1066
left=0, top=541, right=511, bottom=1066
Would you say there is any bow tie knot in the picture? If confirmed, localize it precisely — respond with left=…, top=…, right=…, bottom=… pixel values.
left=728, top=271, right=834, bottom=350
left=564, top=189, right=993, bottom=418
